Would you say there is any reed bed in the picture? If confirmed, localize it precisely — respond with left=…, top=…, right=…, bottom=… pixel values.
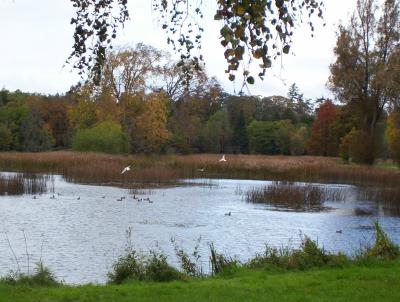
left=0, top=152, right=399, bottom=189
left=246, top=182, right=347, bottom=211
left=357, top=187, right=400, bottom=215
left=0, top=174, right=49, bottom=195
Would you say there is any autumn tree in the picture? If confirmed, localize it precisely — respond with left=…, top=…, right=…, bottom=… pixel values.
left=41, top=97, right=73, bottom=149
left=386, top=110, right=400, bottom=164
left=133, top=93, right=171, bottom=153
left=308, top=100, right=339, bottom=156
left=97, top=44, right=164, bottom=102
left=160, top=59, right=220, bottom=102
left=329, top=0, right=400, bottom=164
left=69, top=98, right=97, bottom=131
left=69, top=0, right=324, bottom=85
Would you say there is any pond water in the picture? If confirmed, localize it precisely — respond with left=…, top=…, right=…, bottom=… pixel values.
left=0, top=174, right=399, bottom=284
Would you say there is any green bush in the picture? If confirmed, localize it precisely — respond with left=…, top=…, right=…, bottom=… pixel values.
left=1, top=262, right=59, bottom=286
left=145, top=252, right=184, bottom=282
left=107, top=250, right=184, bottom=284
left=107, top=251, right=145, bottom=284
left=361, top=222, right=400, bottom=261
left=247, top=237, right=349, bottom=271
left=72, top=121, right=130, bottom=154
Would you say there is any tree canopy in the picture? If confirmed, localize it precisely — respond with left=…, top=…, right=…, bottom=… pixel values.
left=68, top=0, right=324, bottom=86
left=329, top=0, right=400, bottom=164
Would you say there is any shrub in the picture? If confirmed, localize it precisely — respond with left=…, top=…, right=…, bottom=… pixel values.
left=145, top=252, right=184, bottom=282
left=107, top=251, right=145, bottom=284
left=362, top=222, right=399, bottom=260
left=248, top=237, right=349, bottom=271
left=72, top=121, right=130, bottom=154
left=1, top=262, right=59, bottom=286
left=107, top=250, right=184, bottom=284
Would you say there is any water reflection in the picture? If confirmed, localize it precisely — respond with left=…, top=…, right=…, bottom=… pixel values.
left=0, top=176, right=399, bottom=284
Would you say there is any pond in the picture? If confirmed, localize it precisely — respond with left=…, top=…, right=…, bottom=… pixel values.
left=0, top=174, right=399, bottom=284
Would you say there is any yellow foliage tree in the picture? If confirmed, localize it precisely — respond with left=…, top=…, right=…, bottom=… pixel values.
left=134, top=93, right=171, bottom=153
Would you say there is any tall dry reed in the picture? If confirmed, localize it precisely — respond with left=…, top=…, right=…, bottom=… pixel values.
left=0, top=174, right=49, bottom=195
left=246, top=182, right=347, bottom=211
left=0, top=152, right=399, bottom=189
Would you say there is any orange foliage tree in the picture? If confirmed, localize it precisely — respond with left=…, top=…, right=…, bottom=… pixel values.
left=308, top=100, right=339, bottom=156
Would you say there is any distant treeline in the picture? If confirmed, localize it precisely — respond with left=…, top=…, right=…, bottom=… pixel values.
left=0, top=85, right=313, bottom=155
left=0, top=44, right=399, bottom=165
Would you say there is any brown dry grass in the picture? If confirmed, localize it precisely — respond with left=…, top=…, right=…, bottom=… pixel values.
left=0, top=152, right=399, bottom=188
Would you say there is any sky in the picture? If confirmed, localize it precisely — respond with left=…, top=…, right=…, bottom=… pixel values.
left=0, top=0, right=358, bottom=99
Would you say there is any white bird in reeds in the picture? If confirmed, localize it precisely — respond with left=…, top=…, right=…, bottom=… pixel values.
left=121, top=165, right=131, bottom=174
left=219, top=154, right=227, bottom=162
left=198, top=168, right=205, bottom=172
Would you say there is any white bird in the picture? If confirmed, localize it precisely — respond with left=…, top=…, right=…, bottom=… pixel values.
left=218, top=154, right=227, bottom=162
left=121, top=165, right=131, bottom=174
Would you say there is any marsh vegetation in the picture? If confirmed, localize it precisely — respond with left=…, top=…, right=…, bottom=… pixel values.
left=0, top=152, right=399, bottom=189
left=0, top=173, right=51, bottom=195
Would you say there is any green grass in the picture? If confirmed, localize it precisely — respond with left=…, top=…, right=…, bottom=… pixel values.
left=1, top=260, right=400, bottom=302
left=374, top=160, right=399, bottom=170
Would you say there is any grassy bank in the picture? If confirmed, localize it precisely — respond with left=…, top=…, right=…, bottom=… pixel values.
left=0, top=260, right=399, bottom=302
left=0, top=151, right=399, bottom=188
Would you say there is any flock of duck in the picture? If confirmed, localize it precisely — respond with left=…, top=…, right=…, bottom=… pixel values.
left=33, top=193, right=154, bottom=203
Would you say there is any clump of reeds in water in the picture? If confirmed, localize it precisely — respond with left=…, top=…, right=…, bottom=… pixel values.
left=358, top=187, right=400, bottom=204
left=246, top=182, right=346, bottom=211
left=357, top=186, right=400, bottom=216
left=0, top=174, right=49, bottom=195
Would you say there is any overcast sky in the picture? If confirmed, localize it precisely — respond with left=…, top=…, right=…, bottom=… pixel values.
left=0, top=0, right=358, bottom=99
